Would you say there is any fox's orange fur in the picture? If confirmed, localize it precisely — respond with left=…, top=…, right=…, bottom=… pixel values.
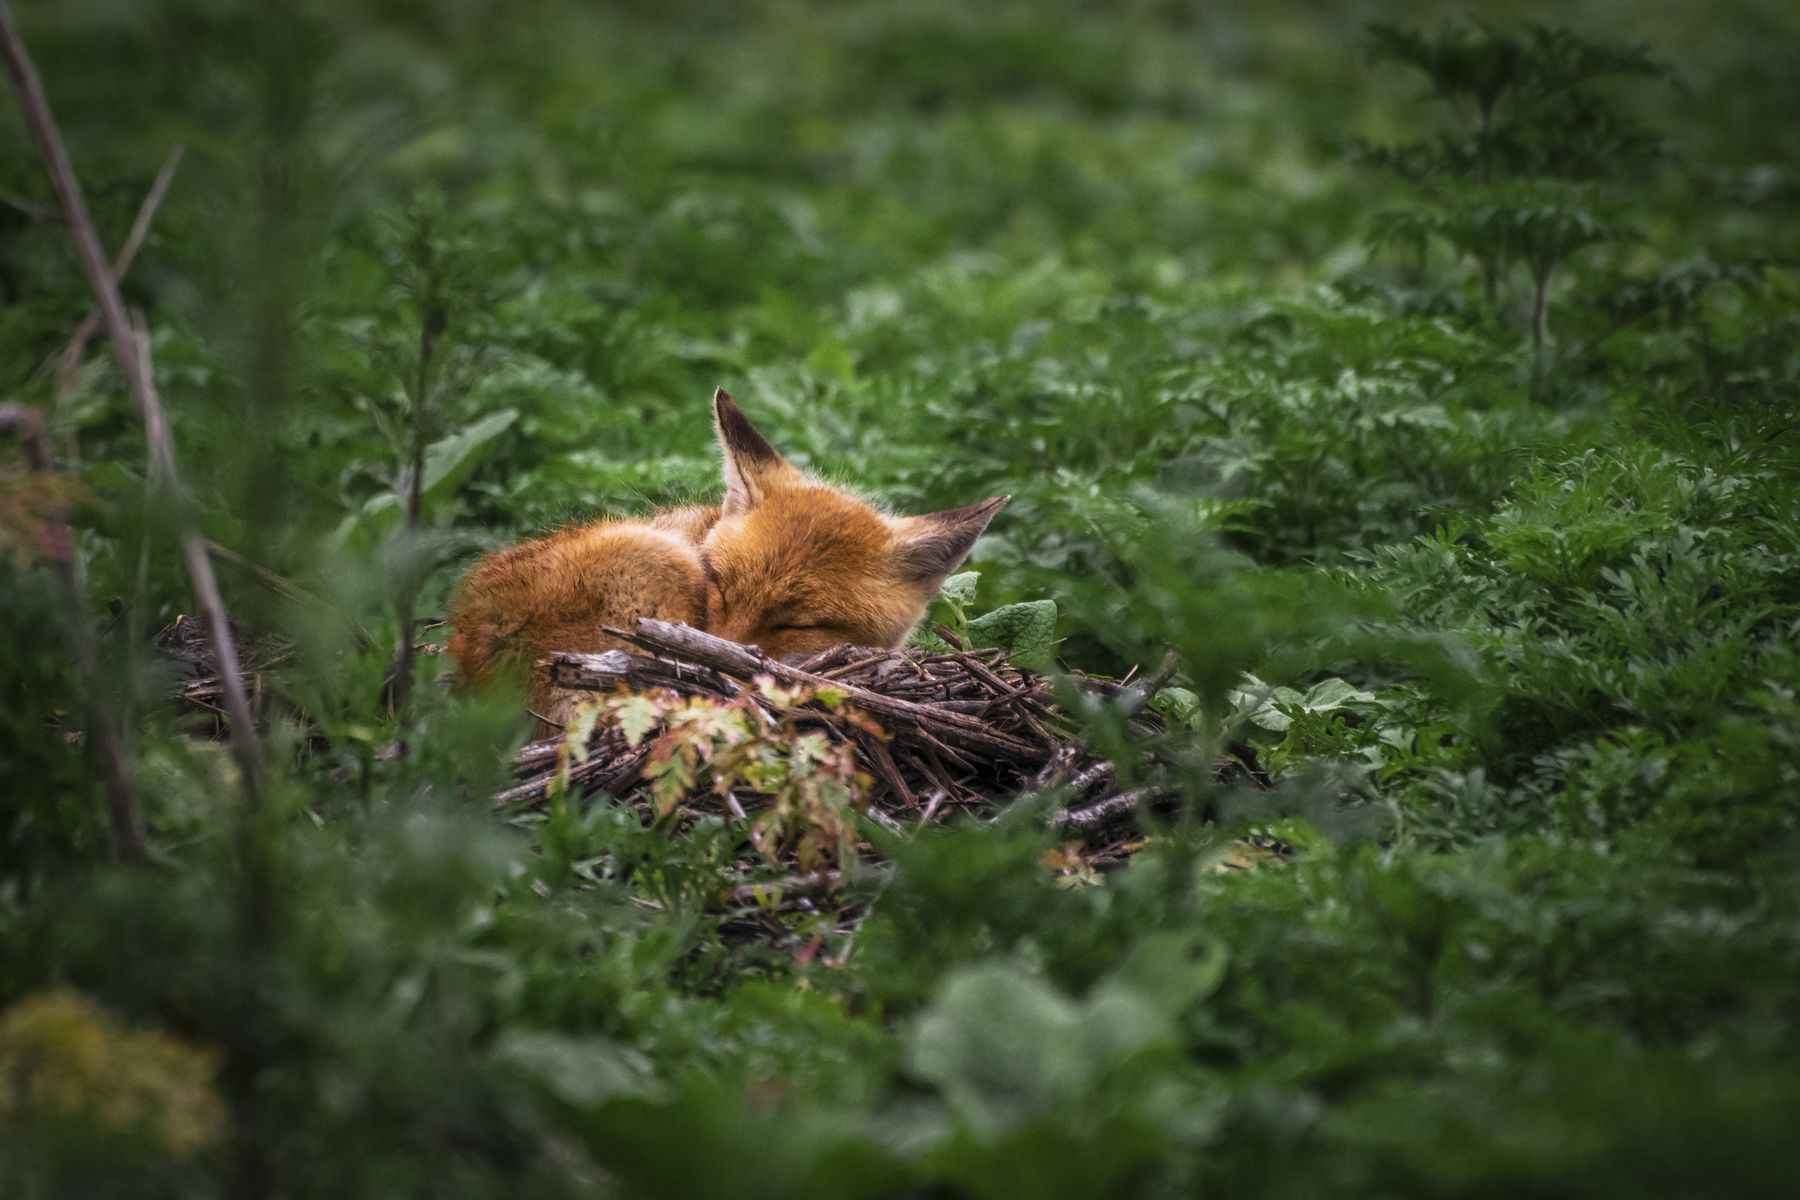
left=447, top=389, right=1006, bottom=729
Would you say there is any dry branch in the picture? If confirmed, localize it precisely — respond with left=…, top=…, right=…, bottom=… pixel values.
left=51, top=144, right=184, bottom=394
left=0, top=0, right=264, bottom=798
left=603, top=619, right=1044, bottom=762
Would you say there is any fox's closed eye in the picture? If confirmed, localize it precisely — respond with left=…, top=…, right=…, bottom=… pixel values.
left=772, top=621, right=830, bottom=632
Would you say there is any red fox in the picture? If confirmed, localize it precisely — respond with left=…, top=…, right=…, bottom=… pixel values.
left=447, top=389, right=1006, bottom=728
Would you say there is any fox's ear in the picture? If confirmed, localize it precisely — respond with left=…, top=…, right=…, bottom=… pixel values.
left=892, top=495, right=1009, bottom=585
left=713, top=388, right=793, bottom=514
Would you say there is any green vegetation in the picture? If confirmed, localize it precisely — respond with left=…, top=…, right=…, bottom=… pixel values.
left=3, top=0, right=1797, bottom=1195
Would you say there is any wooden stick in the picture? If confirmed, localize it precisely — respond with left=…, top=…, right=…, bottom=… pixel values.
left=547, top=646, right=737, bottom=699
left=1119, top=647, right=1181, bottom=715
left=857, top=730, right=915, bottom=808
left=600, top=620, right=1043, bottom=763
left=494, top=742, right=651, bottom=809
left=1057, top=787, right=1185, bottom=831
left=0, top=1, right=264, bottom=799
left=0, top=403, right=147, bottom=862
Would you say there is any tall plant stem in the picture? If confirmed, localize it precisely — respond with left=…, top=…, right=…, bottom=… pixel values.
left=0, top=403, right=147, bottom=863
left=0, top=0, right=265, bottom=799
left=386, top=315, right=435, bottom=754
left=1529, top=265, right=1552, bottom=353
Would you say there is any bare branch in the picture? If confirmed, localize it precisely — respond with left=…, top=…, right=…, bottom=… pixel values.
left=0, top=1, right=264, bottom=798
left=49, top=144, right=184, bottom=394
left=593, top=619, right=1044, bottom=763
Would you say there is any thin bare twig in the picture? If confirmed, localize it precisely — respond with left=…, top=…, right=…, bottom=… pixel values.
left=50, top=144, right=184, bottom=395
left=0, top=402, right=147, bottom=862
left=1058, top=787, right=1167, bottom=831
left=597, top=620, right=1044, bottom=763
left=0, top=0, right=264, bottom=798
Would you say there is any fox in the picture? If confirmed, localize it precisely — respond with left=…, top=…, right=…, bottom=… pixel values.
left=447, top=388, right=1007, bottom=729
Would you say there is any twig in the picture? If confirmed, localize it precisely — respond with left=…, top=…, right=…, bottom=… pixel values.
left=600, top=620, right=1043, bottom=763
left=1058, top=787, right=1168, bottom=831
left=0, top=403, right=147, bottom=862
left=547, top=646, right=737, bottom=700
left=859, top=732, right=915, bottom=808
left=918, top=789, right=948, bottom=828
left=1029, top=744, right=1082, bottom=791
left=862, top=804, right=905, bottom=838
left=0, top=1, right=264, bottom=799
left=819, top=651, right=895, bottom=679
left=1121, top=647, right=1181, bottom=715
left=51, top=144, right=184, bottom=395
left=494, top=741, right=652, bottom=810
left=1062, top=759, right=1116, bottom=798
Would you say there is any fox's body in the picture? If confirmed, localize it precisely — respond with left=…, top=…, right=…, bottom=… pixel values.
left=447, top=390, right=1004, bottom=729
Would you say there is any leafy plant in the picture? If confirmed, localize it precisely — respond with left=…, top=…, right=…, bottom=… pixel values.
left=569, top=678, right=873, bottom=873
left=920, top=569, right=1060, bottom=667
left=1359, top=22, right=1671, bottom=354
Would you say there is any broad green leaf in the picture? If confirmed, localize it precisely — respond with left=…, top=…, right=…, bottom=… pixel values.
left=966, top=600, right=1057, bottom=667
left=1302, top=677, right=1376, bottom=710
left=1228, top=675, right=1371, bottom=730
left=1228, top=679, right=1307, bottom=731
left=906, top=963, right=1088, bottom=1131
left=418, top=408, right=519, bottom=510
left=940, top=571, right=980, bottom=606
left=1105, top=931, right=1229, bottom=1012
left=331, top=408, right=518, bottom=550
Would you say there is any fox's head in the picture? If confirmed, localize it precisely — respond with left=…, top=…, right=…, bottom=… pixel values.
left=700, top=389, right=1007, bottom=661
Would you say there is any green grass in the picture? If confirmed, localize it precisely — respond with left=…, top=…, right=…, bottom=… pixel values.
left=1, top=0, right=1797, bottom=1195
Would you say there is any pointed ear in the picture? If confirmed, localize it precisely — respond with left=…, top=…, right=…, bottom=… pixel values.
left=713, top=388, right=792, bottom=515
left=892, top=496, right=1009, bottom=585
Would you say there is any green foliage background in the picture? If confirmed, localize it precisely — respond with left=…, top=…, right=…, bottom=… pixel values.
left=1, top=0, right=1797, bottom=1195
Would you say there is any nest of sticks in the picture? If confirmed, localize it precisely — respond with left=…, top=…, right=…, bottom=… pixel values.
left=497, top=620, right=1266, bottom=858
left=160, top=614, right=1269, bottom=877
left=157, top=612, right=299, bottom=728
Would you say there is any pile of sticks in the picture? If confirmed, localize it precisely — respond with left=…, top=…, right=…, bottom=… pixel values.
left=162, top=612, right=1268, bottom=865
left=496, top=619, right=1263, bottom=853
